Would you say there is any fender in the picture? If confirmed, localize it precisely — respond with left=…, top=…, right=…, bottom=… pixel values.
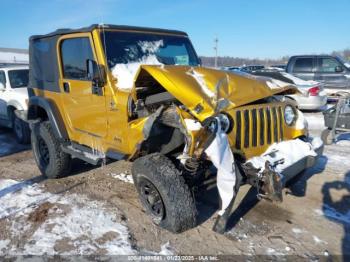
left=7, top=100, right=24, bottom=111
left=27, top=96, right=68, bottom=141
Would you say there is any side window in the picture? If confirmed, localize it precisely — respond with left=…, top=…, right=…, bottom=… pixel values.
left=318, top=57, right=342, bottom=73
left=60, top=37, right=93, bottom=80
left=0, top=71, right=5, bottom=86
left=293, top=58, right=313, bottom=73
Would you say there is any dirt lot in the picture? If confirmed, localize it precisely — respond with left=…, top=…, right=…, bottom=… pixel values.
left=0, top=112, right=349, bottom=259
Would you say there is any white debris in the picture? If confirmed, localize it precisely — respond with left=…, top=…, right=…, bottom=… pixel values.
left=313, top=235, right=326, bottom=244
left=292, top=228, right=303, bottom=234
left=205, top=118, right=236, bottom=216
left=184, top=118, right=202, bottom=131
left=247, top=138, right=318, bottom=174
left=109, top=173, right=134, bottom=184
left=285, top=246, right=291, bottom=251
left=186, top=69, right=215, bottom=98
left=111, top=41, right=164, bottom=90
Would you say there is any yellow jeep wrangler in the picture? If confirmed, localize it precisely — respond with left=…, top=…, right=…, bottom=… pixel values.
left=27, top=24, right=323, bottom=233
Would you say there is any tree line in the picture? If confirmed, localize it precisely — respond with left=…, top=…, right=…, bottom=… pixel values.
left=200, top=48, right=350, bottom=67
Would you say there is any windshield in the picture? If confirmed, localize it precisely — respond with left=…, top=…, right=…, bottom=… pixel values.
left=8, top=69, right=29, bottom=88
left=337, top=56, right=350, bottom=69
left=101, top=31, right=200, bottom=68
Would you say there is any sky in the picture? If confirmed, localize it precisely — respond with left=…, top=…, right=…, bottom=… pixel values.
left=1, top=0, right=349, bottom=59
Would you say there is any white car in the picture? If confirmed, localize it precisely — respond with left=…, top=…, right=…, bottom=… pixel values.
left=0, top=65, right=30, bottom=143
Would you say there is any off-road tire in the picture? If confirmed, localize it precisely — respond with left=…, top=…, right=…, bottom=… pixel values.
left=321, top=128, right=333, bottom=145
left=132, top=153, right=197, bottom=233
left=31, top=121, right=71, bottom=179
left=12, top=114, right=31, bottom=144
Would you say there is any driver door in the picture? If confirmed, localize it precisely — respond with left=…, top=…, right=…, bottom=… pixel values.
left=58, top=34, right=107, bottom=139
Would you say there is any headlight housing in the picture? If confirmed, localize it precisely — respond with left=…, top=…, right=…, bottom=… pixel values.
left=284, top=105, right=297, bottom=126
left=204, top=113, right=233, bottom=134
left=218, top=113, right=232, bottom=133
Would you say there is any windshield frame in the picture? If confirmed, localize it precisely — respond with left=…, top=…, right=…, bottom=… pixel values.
left=99, top=29, right=201, bottom=69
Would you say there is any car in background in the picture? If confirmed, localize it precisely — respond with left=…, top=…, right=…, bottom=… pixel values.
left=240, top=65, right=265, bottom=72
left=0, top=65, right=30, bottom=143
left=286, top=55, right=350, bottom=99
left=271, top=64, right=287, bottom=70
left=250, top=69, right=327, bottom=110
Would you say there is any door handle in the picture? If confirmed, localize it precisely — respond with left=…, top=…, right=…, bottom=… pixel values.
left=63, top=82, right=70, bottom=93
left=92, top=85, right=103, bottom=96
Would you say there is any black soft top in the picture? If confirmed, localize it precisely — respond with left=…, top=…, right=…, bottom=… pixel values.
left=30, top=24, right=188, bottom=41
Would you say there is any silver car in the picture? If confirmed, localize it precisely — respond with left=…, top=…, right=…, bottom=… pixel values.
left=249, top=70, right=327, bottom=110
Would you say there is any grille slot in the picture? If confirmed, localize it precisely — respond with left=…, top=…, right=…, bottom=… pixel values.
left=234, top=105, right=284, bottom=150
left=235, top=111, right=242, bottom=149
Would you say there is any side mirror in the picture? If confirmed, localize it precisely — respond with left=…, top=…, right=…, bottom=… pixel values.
left=86, top=59, right=106, bottom=87
left=335, top=66, right=344, bottom=73
left=0, top=83, right=5, bottom=91
left=198, top=57, right=202, bottom=66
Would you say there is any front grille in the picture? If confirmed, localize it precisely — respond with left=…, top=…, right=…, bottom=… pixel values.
left=233, top=105, right=285, bottom=149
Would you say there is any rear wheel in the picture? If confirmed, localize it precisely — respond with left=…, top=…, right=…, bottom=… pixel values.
left=10, top=110, right=30, bottom=144
left=31, top=121, right=71, bottom=178
left=132, top=153, right=197, bottom=233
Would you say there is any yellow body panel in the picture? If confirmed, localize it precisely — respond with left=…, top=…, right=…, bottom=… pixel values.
left=32, top=28, right=306, bottom=160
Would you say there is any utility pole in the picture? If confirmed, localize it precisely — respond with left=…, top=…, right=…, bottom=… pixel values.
left=214, top=37, right=218, bottom=68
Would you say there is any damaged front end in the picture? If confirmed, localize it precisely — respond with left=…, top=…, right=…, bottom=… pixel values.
left=125, top=64, right=324, bottom=232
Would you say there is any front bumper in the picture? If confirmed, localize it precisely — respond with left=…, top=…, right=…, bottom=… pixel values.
left=246, top=137, right=324, bottom=185
left=281, top=138, right=324, bottom=184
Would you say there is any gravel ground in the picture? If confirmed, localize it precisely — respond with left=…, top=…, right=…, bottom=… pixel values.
left=0, top=112, right=349, bottom=259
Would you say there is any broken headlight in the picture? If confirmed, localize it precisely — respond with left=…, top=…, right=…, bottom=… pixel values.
left=218, top=113, right=232, bottom=133
left=284, top=105, right=296, bottom=126
left=204, top=113, right=233, bottom=134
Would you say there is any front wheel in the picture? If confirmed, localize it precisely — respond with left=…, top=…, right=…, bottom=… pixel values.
left=132, top=153, right=197, bottom=233
left=31, top=121, right=71, bottom=178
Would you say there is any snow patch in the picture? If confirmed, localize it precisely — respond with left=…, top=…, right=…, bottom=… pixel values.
left=0, top=240, right=10, bottom=251
left=184, top=118, right=202, bottom=131
left=111, top=41, right=164, bottom=90
left=0, top=179, right=136, bottom=255
left=247, top=138, right=318, bottom=174
left=159, top=242, right=174, bottom=255
left=108, top=173, right=134, bottom=184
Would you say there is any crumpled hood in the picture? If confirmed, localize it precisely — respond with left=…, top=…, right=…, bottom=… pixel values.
left=137, top=65, right=298, bottom=120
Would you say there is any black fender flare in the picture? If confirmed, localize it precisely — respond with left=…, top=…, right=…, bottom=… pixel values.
left=27, top=96, right=68, bottom=141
